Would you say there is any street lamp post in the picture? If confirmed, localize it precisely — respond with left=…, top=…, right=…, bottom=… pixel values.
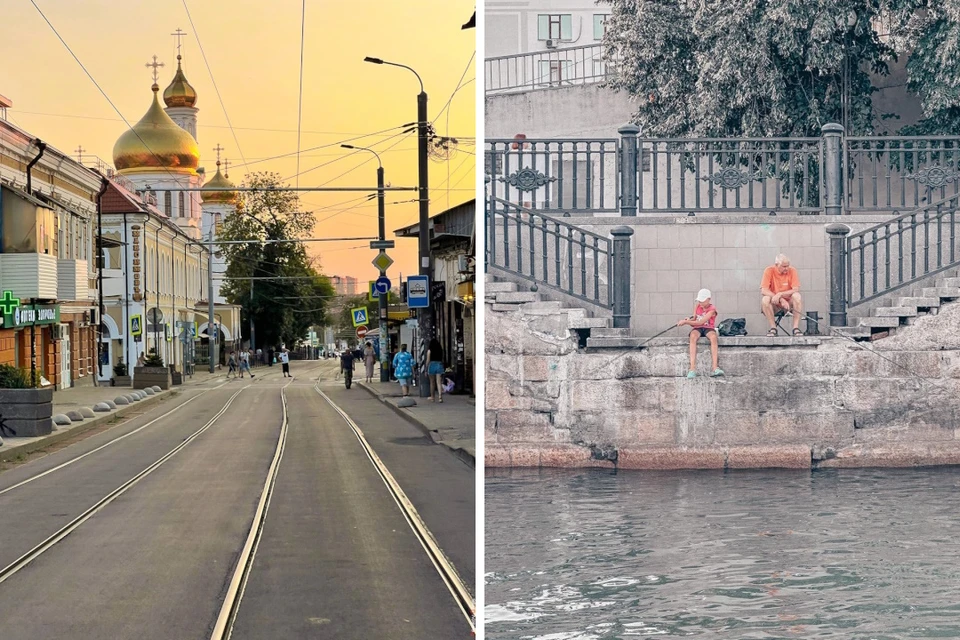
left=207, top=226, right=216, bottom=374
left=342, top=144, right=391, bottom=382
left=364, top=56, right=432, bottom=397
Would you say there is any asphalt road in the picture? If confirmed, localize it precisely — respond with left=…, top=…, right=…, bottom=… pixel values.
left=0, top=360, right=474, bottom=639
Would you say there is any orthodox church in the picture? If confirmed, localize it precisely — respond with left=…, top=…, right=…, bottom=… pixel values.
left=99, top=43, right=242, bottom=378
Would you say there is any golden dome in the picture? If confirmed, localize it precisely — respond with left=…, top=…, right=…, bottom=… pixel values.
left=163, top=55, right=197, bottom=108
left=201, top=162, right=237, bottom=204
left=112, top=84, right=200, bottom=175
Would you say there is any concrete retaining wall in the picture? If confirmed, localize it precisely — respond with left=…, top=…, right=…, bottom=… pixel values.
left=485, top=299, right=960, bottom=470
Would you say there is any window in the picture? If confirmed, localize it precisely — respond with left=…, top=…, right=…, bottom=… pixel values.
left=164, top=192, right=172, bottom=217
left=538, top=14, right=572, bottom=41
left=0, top=186, right=56, bottom=254
left=594, top=14, right=607, bottom=40
left=539, top=60, right=572, bottom=85
left=178, top=192, right=185, bottom=218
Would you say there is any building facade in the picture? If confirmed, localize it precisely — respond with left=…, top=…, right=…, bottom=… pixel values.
left=0, top=116, right=100, bottom=388
left=486, top=0, right=610, bottom=58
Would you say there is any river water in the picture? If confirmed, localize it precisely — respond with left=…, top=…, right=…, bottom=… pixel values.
left=485, top=468, right=960, bottom=639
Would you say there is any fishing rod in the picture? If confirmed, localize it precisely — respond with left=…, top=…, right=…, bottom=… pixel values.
left=583, top=319, right=692, bottom=379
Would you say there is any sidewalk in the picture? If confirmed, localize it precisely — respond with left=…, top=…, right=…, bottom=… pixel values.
left=358, top=379, right=476, bottom=467
left=0, top=368, right=227, bottom=462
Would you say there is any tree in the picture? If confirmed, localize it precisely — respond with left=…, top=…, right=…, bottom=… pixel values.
left=218, top=172, right=335, bottom=349
left=602, top=0, right=960, bottom=138
left=333, top=292, right=402, bottom=338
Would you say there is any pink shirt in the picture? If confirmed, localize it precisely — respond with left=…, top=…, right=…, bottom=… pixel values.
left=694, top=303, right=717, bottom=329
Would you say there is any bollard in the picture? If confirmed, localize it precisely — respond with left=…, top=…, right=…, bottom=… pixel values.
left=826, top=223, right=851, bottom=327
left=618, top=124, right=641, bottom=217
left=822, top=123, right=844, bottom=216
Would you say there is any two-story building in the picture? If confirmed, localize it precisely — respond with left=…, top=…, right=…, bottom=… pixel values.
left=0, top=111, right=100, bottom=388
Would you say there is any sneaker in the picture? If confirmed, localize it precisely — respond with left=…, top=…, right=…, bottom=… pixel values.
left=711, top=368, right=725, bottom=377
left=686, top=370, right=696, bottom=379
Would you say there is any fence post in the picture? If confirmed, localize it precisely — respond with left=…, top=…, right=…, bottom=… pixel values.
left=826, top=223, right=851, bottom=327
left=610, top=226, right=634, bottom=328
left=822, top=123, right=844, bottom=216
left=618, top=124, right=640, bottom=217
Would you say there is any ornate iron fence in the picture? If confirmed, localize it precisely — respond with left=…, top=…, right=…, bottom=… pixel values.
left=486, top=195, right=613, bottom=308
left=839, top=194, right=959, bottom=308
left=485, top=138, right=619, bottom=214
left=485, top=44, right=616, bottom=95
left=636, top=138, right=823, bottom=213
left=845, top=136, right=960, bottom=212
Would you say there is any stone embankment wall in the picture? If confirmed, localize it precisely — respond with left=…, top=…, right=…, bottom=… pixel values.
left=485, top=301, right=960, bottom=470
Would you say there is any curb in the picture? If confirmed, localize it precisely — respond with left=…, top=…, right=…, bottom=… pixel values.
left=0, top=389, right=176, bottom=463
left=357, top=382, right=475, bottom=468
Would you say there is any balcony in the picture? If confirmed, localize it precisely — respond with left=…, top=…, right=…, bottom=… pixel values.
left=0, top=253, right=58, bottom=300
left=57, top=259, right=90, bottom=301
left=100, top=269, right=125, bottom=298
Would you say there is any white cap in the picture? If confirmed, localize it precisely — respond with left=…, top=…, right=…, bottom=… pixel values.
left=695, top=288, right=712, bottom=302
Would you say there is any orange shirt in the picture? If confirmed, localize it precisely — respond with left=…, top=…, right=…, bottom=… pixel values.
left=762, top=266, right=799, bottom=295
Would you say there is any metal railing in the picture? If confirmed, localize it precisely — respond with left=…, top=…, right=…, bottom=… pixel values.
left=485, top=138, right=619, bottom=214
left=485, top=43, right=616, bottom=95
left=486, top=195, right=613, bottom=308
left=636, top=138, right=823, bottom=213
left=841, top=194, right=959, bottom=307
left=845, top=136, right=960, bottom=211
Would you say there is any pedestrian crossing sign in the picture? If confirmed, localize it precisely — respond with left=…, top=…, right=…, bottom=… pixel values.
left=368, top=280, right=377, bottom=302
left=351, top=306, right=369, bottom=327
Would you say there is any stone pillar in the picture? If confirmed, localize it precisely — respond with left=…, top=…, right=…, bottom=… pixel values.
left=610, top=226, right=634, bottom=329
left=822, top=123, right=844, bottom=216
left=826, top=223, right=851, bottom=327
left=618, top=124, right=641, bottom=217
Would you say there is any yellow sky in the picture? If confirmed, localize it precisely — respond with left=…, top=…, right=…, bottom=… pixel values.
left=1, top=0, right=476, bottom=286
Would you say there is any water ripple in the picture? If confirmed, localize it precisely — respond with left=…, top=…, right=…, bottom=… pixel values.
left=485, top=468, right=960, bottom=639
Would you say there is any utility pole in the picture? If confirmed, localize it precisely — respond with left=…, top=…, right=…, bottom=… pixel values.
left=377, top=164, right=390, bottom=382
left=249, top=278, right=256, bottom=352
left=207, top=229, right=216, bottom=374
left=416, top=88, right=432, bottom=397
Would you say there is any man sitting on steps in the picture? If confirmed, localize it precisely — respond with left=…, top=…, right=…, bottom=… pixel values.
left=761, top=253, right=803, bottom=336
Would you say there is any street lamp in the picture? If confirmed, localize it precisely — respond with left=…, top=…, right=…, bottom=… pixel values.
left=342, top=144, right=391, bottom=383
left=364, top=55, right=432, bottom=397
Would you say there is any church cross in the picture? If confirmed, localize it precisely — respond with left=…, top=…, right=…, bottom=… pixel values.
left=171, top=28, right=188, bottom=57
left=75, top=146, right=85, bottom=163
left=0, top=290, right=20, bottom=315
left=213, top=144, right=224, bottom=165
left=145, top=55, right=165, bottom=85
left=222, top=158, right=231, bottom=177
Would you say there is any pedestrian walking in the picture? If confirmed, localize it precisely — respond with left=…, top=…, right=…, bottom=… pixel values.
left=280, top=348, right=291, bottom=377
left=256, top=348, right=262, bottom=365
left=363, top=341, right=375, bottom=383
left=267, top=347, right=275, bottom=367
left=227, top=351, right=237, bottom=378
left=392, top=343, right=414, bottom=397
left=427, top=338, right=445, bottom=403
left=239, top=349, right=254, bottom=378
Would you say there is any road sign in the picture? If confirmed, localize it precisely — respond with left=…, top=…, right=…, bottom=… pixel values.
left=351, top=306, right=369, bottom=327
left=130, top=314, right=143, bottom=337
left=369, top=240, right=395, bottom=250
left=368, top=280, right=377, bottom=302
left=356, top=325, right=368, bottom=339
left=407, top=275, right=429, bottom=308
left=372, top=251, right=394, bottom=272
left=374, top=276, right=391, bottom=295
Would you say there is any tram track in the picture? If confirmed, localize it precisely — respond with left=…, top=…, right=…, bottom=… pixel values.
left=0, top=385, right=247, bottom=587
left=313, top=375, right=477, bottom=633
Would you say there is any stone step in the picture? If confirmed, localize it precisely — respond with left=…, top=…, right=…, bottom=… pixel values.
left=922, top=287, right=960, bottom=299
left=568, top=316, right=610, bottom=330
left=485, top=281, right=518, bottom=294
left=857, top=316, right=901, bottom=328
left=832, top=326, right=872, bottom=339
left=563, top=308, right=587, bottom=321
left=590, top=327, right=630, bottom=337
left=897, top=296, right=940, bottom=308
left=519, top=301, right=562, bottom=313
left=941, top=277, right=960, bottom=288
left=495, top=291, right=541, bottom=304
left=874, top=306, right=918, bottom=318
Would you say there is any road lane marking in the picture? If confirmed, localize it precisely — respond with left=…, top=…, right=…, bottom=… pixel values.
left=314, top=382, right=477, bottom=633
left=0, top=387, right=247, bottom=586
left=0, top=381, right=229, bottom=496
left=211, top=377, right=295, bottom=640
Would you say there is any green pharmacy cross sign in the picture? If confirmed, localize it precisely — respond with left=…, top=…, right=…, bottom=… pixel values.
left=0, top=290, right=19, bottom=315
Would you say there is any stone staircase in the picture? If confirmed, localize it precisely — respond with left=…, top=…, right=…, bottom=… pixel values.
left=838, top=273, right=960, bottom=340
left=485, top=275, right=614, bottom=336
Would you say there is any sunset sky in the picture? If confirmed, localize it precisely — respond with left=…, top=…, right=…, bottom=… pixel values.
left=1, top=0, right=476, bottom=288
